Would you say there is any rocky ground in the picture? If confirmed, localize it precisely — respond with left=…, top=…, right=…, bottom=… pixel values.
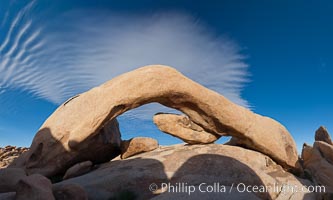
left=0, top=65, right=332, bottom=200
left=0, top=146, right=28, bottom=169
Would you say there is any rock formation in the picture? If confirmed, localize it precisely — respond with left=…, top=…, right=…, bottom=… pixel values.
left=63, top=161, right=93, bottom=180
left=53, top=184, right=88, bottom=200
left=0, top=146, right=28, bottom=168
left=315, top=126, right=333, bottom=145
left=121, top=137, right=159, bottom=159
left=1, top=65, right=327, bottom=199
left=302, top=126, right=333, bottom=193
left=313, top=141, right=333, bottom=164
left=9, top=119, right=121, bottom=177
left=0, top=168, right=26, bottom=192
left=10, top=65, right=299, bottom=174
left=54, top=144, right=315, bottom=200
left=15, top=174, right=55, bottom=200
left=153, top=113, right=221, bottom=144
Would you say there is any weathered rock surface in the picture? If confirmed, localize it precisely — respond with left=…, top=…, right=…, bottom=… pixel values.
left=302, top=143, right=333, bottom=192
left=153, top=113, right=221, bottom=144
left=9, top=119, right=121, bottom=177
left=53, top=184, right=88, bottom=200
left=11, top=65, right=299, bottom=173
left=121, top=137, right=158, bottom=159
left=15, top=174, right=55, bottom=200
left=0, top=146, right=28, bottom=168
left=63, top=161, right=93, bottom=180
left=313, top=141, right=333, bottom=165
left=0, top=168, right=26, bottom=193
left=315, top=126, right=333, bottom=145
left=55, top=144, right=315, bottom=200
left=302, top=127, right=333, bottom=194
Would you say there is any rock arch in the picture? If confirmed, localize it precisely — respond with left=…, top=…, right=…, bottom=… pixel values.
left=11, top=65, right=300, bottom=176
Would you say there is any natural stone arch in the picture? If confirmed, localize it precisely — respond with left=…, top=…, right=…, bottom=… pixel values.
left=11, top=65, right=299, bottom=176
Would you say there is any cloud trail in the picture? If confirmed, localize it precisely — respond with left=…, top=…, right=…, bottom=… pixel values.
left=0, top=2, right=250, bottom=123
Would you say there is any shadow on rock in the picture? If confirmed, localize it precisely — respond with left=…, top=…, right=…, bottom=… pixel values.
left=54, top=146, right=275, bottom=200
left=8, top=121, right=121, bottom=179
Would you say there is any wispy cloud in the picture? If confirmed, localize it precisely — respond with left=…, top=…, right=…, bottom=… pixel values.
left=0, top=2, right=249, bottom=121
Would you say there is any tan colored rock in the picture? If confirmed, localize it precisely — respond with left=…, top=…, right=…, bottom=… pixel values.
left=153, top=113, right=220, bottom=144
left=315, top=126, right=333, bottom=145
left=53, top=184, right=88, bottom=200
left=0, top=146, right=28, bottom=168
left=9, top=119, right=121, bottom=177
left=121, top=137, right=158, bottom=159
left=0, top=168, right=27, bottom=193
left=63, top=161, right=93, bottom=180
left=314, top=141, right=333, bottom=165
left=15, top=174, right=55, bottom=200
left=302, top=143, right=333, bottom=192
left=11, top=65, right=299, bottom=173
left=55, top=144, right=314, bottom=200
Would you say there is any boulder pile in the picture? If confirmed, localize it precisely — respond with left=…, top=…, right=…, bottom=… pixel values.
left=0, top=146, right=28, bottom=168
left=302, top=126, right=333, bottom=194
left=0, top=65, right=330, bottom=199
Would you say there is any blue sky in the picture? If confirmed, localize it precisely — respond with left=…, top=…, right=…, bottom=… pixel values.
left=0, top=0, right=332, bottom=153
